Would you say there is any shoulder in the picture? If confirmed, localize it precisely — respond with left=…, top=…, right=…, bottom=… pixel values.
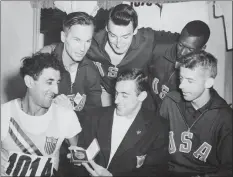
left=39, top=43, right=58, bottom=53
left=1, top=99, right=17, bottom=117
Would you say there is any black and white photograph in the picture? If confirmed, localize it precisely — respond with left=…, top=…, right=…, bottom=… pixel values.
left=1, top=1, right=232, bottom=176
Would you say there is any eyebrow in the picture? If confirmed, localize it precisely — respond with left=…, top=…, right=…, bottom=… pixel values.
left=109, top=31, right=131, bottom=37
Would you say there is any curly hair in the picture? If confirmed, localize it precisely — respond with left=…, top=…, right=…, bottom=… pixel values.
left=20, top=52, right=65, bottom=80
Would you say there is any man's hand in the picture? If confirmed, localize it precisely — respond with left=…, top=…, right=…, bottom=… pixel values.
left=82, top=160, right=112, bottom=177
left=53, top=94, right=73, bottom=109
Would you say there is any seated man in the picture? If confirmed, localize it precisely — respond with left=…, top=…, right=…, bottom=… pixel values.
left=71, top=68, right=170, bottom=176
left=147, top=20, right=210, bottom=110
left=39, top=11, right=102, bottom=119
left=1, top=53, right=82, bottom=176
left=159, top=51, right=232, bottom=177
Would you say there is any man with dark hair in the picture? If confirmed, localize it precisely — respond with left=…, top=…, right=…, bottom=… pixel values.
left=147, top=20, right=211, bottom=110
left=69, top=68, right=170, bottom=176
left=86, top=3, right=179, bottom=106
left=40, top=11, right=102, bottom=117
left=159, top=51, right=232, bottom=177
left=1, top=53, right=82, bottom=176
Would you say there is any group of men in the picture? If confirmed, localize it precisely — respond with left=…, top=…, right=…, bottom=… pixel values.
left=1, top=3, right=232, bottom=177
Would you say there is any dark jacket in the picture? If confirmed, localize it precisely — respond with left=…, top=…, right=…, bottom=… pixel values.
left=40, top=43, right=102, bottom=118
left=160, top=89, right=232, bottom=177
left=77, top=106, right=170, bottom=176
left=87, top=28, right=179, bottom=95
left=147, top=43, right=180, bottom=110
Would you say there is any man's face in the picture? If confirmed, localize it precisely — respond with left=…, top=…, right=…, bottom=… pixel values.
left=179, top=66, right=207, bottom=102
left=115, top=80, right=142, bottom=116
left=107, top=20, right=135, bottom=55
left=177, top=30, right=204, bottom=59
left=30, top=68, right=61, bottom=108
left=62, top=24, right=94, bottom=62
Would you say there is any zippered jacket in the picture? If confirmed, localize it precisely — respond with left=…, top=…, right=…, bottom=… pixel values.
left=159, top=89, right=232, bottom=177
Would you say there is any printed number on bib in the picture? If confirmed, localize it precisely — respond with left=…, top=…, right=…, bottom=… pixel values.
left=169, top=131, right=212, bottom=162
left=5, top=151, right=54, bottom=176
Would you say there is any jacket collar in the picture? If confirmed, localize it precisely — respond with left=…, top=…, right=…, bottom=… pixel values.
left=164, top=43, right=177, bottom=64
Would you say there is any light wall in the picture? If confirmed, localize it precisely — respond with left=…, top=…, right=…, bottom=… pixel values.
left=1, top=1, right=34, bottom=103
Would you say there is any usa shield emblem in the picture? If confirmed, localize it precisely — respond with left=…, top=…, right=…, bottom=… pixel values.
left=44, top=137, right=58, bottom=155
left=136, top=154, right=147, bottom=168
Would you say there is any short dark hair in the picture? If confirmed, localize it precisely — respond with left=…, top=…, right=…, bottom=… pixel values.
left=20, top=53, right=65, bottom=80
left=180, top=51, right=217, bottom=78
left=63, top=12, right=95, bottom=33
left=116, top=68, right=148, bottom=95
left=108, top=4, right=138, bottom=30
left=182, top=20, right=210, bottom=46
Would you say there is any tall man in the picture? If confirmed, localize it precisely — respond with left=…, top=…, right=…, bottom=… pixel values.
left=1, top=53, right=82, bottom=176
left=40, top=12, right=102, bottom=117
left=147, top=20, right=210, bottom=110
left=71, top=68, right=170, bottom=176
left=86, top=3, right=179, bottom=106
left=159, top=51, right=232, bottom=177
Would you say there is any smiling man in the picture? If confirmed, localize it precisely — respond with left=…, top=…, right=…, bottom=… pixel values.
left=72, top=68, right=170, bottom=176
left=159, top=51, right=232, bottom=177
left=1, top=53, right=82, bottom=176
left=40, top=12, right=102, bottom=116
left=86, top=3, right=179, bottom=107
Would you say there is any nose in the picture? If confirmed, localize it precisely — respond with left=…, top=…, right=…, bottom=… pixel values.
left=179, top=80, right=185, bottom=89
left=116, top=38, right=122, bottom=48
left=79, top=42, right=85, bottom=52
left=53, top=84, right=59, bottom=95
left=115, top=94, right=120, bottom=104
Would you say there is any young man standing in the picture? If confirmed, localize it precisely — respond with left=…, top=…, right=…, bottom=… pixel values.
left=1, top=53, right=82, bottom=176
left=159, top=51, right=232, bottom=177
left=40, top=12, right=102, bottom=117
left=87, top=3, right=179, bottom=106
left=147, top=20, right=210, bottom=110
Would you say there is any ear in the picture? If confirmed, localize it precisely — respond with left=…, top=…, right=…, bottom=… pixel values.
left=138, top=91, right=147, bottom=102
left=133, top=27, right=138, bottom=35
left=24, top=75, right=35, bottom=89
left=202, top=45, right=206, bottom=50
left=205, top=77, right=214, bottom=89
left=61, top=31, right=66, bottom=43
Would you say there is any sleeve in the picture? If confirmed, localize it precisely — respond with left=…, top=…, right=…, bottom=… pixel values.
left=114, top=117, right=170, bottom=177
left=206, top=109, right=232, bottom=177
left=60, top=108, right=82, bottom=139
left=84, top=62, right=102, bottom=110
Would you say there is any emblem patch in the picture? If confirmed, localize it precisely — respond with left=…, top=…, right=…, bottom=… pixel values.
left=44, top=137, right=58, bottom=155
left=136, top=154, right=147, bottom=168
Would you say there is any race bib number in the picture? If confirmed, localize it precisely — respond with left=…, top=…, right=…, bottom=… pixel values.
left=5, top=151, right=54, bottom=176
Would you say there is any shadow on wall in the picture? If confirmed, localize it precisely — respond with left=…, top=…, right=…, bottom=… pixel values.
left=4, top=71, right=27, bottom=101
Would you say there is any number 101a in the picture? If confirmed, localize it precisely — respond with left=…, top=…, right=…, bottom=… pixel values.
left=6, top=153, right=53, bottom=176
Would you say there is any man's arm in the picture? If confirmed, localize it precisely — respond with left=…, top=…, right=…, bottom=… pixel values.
left=67, top=134, right=79, bottom=146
